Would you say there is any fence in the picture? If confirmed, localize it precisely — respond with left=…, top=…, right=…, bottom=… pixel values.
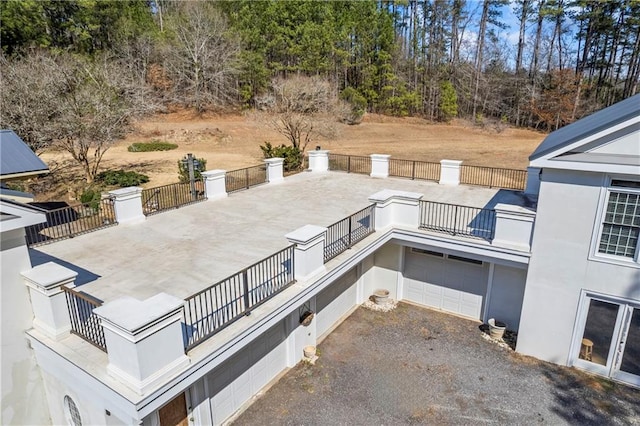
left=225, top=165, right=267, bottom=193
left=62, top=286, right=106, bottom=352
left=183, top=245, right=295, bottom=350
left=328, top=154, right=372, bottom=175
left=419, top=200, right=496, bottom=241
left=460, top=165, right=527, bottom=190
left=25, top=199, right=117, bottom=247
left=324, top=204, right=376, bottom=262
left=388, top=158, right=441, bottom=181
left=141, top=180, right=206, bottom=216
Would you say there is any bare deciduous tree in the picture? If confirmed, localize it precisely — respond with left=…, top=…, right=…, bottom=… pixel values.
left=164, top=2, right=239, bottom=112
left=260, top=76, right=342, bottom=153
left=1, top=51, right=154, bottom=183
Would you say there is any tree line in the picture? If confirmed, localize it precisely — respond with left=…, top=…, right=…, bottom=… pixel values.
left=2, top=0, right=639, bottom=169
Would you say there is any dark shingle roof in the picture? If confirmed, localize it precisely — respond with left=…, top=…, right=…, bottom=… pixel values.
left=529, top=94, right=640, bottom=161
left=0, top=130, right=49, bottom=177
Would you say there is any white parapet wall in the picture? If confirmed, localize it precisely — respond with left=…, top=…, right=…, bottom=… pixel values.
left=265, top=158, right=285, bottom=183
left=202, top=169, right=228, bottom=200
left=492, top=203, right=536, bottom=252
left=109, top=187, right=145, bottom=224
left=370, top=154, right=391, bottom=178
left=286, top=224, right=327, bottom=281
left=439, top=159, right=463, bottom=185
left=368, top=189, right=424, bottom=229
left=308, top=150, right=329, bottom=172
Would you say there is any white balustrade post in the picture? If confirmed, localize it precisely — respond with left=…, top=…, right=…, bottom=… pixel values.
left=109, top=187, right=144, bottom=224
left=307, top=150, right=329, bottom=172
left=285, top=225, right=327, bottom=281
left=21, top=262, right=77, bottom=340
left=525, top=167, right=541, bottom=196
left=202, top=169, right=228, bottom=200
left=265, top=158, right=285, bottom=183
left=492, top=203, right=536, bottom=251
left=370, top=154, right=391, bottom=178
left=94, top=293, right=189, bottom=395
left=439, top=160, right=463, bottom=186
left=368, top=190, right=424, bottom=229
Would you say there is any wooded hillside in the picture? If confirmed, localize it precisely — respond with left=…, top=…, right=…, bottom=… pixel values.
left=2, top=0, right=639, bottom=135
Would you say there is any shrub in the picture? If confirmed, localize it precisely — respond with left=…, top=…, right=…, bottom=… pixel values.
left=79, top=188, right=101, bottom=211
left=260, top=141, right=302, bottom=172
left=96, top=170, right=150, bottom=187
left=127, top=141, right=178, bottom=152
left=178, top=157, right=207, bottom=183
left=438, top=81, right=458, bottom=122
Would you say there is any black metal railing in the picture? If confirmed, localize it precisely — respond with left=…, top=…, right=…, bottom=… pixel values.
left=328, top=154, right=372, bottom=175
left=62, top=286, right=106, bottom=352
left=183, top=245, right=295, bottom=351
left=25, top=199, right=117, bottom=247
left=419, top=200, right=496, bottom=241
left=324, top=204, right=376, bottom=263
left=225, top=165, right=267, bottom=193
left=460, top=165, right=527, bottom=190
left=388, top=158, right=441, bottom=181
left=141, top=180, right=206, bottom=216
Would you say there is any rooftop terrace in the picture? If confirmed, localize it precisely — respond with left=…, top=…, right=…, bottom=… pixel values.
left=29, top=170, right=531, bottom=303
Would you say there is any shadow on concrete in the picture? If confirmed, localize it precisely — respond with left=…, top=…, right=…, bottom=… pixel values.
left=28, top=249, right=100, bottom=287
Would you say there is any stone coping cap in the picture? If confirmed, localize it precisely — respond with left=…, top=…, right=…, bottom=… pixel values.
left=368, top=189, right=423, bottom=204
left=494, top=203, right=536, bottom=215
left=201, top=169, right=226, bottom=177
left=440, top=159, right=463, bottom=166
left=109, top=187, right=142, bottom=196
left=370, top=154, right=391, bottom=159
left=22, top=261, right=77, bottom=288
left=94, top=293, right=185, bottom=333
left=264, top=158, right=284, bottom=164
left=285, top=224, right=327, bottom=244
left=308, top=150, right=329, bottom=156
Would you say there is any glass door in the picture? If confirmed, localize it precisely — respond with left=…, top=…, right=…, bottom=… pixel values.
left=573, top=295, right=640, bottom=387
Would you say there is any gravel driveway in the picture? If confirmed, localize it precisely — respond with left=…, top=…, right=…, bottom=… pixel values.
left=233, top=303, right=639, bottom=425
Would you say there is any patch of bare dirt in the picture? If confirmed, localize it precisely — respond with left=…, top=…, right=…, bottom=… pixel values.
left=37, top=110, right=546, bottom=201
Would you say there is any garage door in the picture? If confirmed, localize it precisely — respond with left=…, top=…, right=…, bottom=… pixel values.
left=208, top=321, right=287, bottom=424
left=403, top=248, right=488, bottom=320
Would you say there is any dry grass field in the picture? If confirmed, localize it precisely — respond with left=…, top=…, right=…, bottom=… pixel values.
left=38, top=111, right=546, bottom=200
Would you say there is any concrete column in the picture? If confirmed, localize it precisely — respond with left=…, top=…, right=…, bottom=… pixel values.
left=202, top=169, right=228, bottom=200
left=368, top=189, right=424, bottom=229
left=439, top=159, right=463, bottom=186
left=109, top=187, right=144, bottom=224
left=265, top=158, right=285, bottom=183
left=525, top=167, right=541, bottom=196
left=94, top=293, right=189, bottom=395
left=370, top=154, right=390, bottom=178
left=492, top=203, right=536, bottom=251
left=21, top=262, right=77, bottom=340
left=307, top=150, right=329, bottom=172
left=285, top=225, right=327, bottom=282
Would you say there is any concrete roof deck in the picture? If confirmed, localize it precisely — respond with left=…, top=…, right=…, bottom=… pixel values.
left=30, top=171, right=531, bottom=303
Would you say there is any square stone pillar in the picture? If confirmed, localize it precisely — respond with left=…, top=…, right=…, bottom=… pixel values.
left=265, top=158, right=285, bottom=183
left=94, top=293, right=190, bottom=395
left=109, top=187, right=144, bottom=224
left=492, top=203, right=536, bottom=251
left=22, top=262, right=78, bottom=340
left=439, top=159, right=463, bottom=186
left=525, top=167, right=541, bottom=196
left=307, top=150, right=329, bottom=172
left=370, top=154, right=390, bottom=178
left=368, top=190, right=423, bottom=229
left=202, top=169, right=228, bottom=200
left=285, top=225, right=327, bottom=282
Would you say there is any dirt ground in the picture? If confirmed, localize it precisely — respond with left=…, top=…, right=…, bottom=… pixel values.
left=38, top=111, right=545, bottom=200
left=233, top=303, right=640, bottom=426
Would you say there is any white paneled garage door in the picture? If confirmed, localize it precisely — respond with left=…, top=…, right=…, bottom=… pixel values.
left=207, top=321, right=287, bottom=424
left=403, top=248, right=489, bottom=320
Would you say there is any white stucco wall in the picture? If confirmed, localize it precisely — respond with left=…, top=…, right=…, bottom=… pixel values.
left=367, top=243, right=402, bottom=300
left=1, top=228, right=50, bottom=426
left=486, top=265, right=527, bottom=330
left=517, top=168, right=640, bottom=365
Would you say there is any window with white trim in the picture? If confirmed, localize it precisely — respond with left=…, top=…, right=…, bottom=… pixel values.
left=598, top=179, right=640, bottom=260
